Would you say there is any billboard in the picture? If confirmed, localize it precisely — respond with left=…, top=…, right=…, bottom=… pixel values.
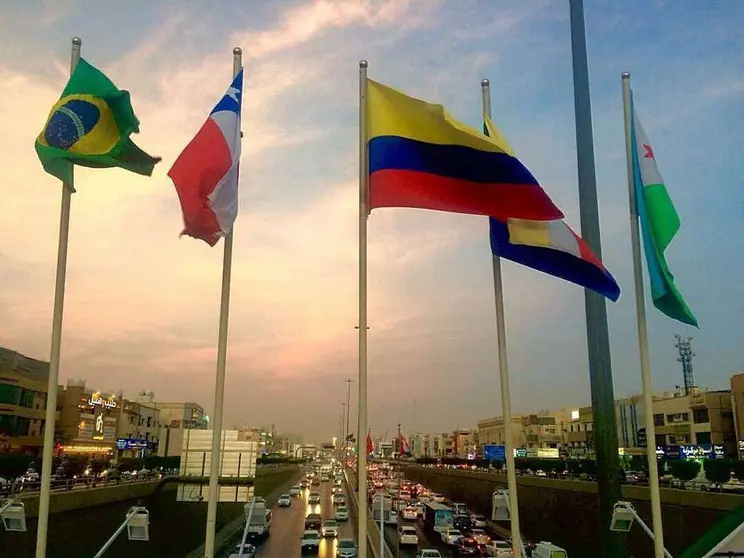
left=177, top=430, right=258, bottom=503
left=484, top=444, right=506, bottom=462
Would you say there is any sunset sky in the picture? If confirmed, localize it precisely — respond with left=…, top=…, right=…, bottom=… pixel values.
left=1, top=0, right=742, bottom=443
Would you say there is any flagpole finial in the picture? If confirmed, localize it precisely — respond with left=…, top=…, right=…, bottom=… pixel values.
left=233, top=47, right=242, bottom=55
left=359, top=60, right=368, bottom=68
left=72, top=37, right=82, bottom=46
left=622, top=71, right=630, bottom=79
left=481, top=79, right=490, bottom=87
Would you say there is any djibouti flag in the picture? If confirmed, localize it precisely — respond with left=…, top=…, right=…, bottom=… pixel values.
left=631, top=98, right=698, bottom=327
left=35, top=58, right=160, bottom=184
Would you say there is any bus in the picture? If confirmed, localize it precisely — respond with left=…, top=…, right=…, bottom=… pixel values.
left=423, top=501, right=453, bottom=534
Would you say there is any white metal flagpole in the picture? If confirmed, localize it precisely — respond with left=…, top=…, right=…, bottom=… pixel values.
left=481, top=79, right=523, bottom=558
left=203, top=46, right=243, bottom=558
left=621, top=71, right=666, bottom=558
left=35, top=36, right=81, bottom=558
left=356, top=59, right=370, bottom=558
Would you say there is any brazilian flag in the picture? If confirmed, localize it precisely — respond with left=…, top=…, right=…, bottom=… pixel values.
left=35, top=58, right=160, bottom=183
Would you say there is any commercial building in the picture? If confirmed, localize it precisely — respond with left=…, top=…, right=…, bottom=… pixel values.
left=116, top=390, right=161, bottom=458
left=477, top=415, right=529, bottom=452
left=56, top=379, right=121, bottom=459
left=0, top=347, right=49, bottom=455
left=155, top=401, right=208, bottom=457
left=730, top=372, right=744, bottom=458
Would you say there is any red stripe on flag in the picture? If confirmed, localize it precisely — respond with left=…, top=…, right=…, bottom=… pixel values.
left=169, top=118, right=233, bottom=246
left=369, top=169, right=563, bottom=222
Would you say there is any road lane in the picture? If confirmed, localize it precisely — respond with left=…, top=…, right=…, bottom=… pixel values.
left=252, top=475, right=356, bottom=558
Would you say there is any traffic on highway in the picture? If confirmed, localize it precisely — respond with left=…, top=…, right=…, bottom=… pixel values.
left=224, top=460, right=358, bottom=558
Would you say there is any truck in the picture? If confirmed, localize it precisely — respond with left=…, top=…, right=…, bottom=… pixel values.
left=371, top=494, right=398, bottom=524
left=532, top=541, right=567, bottom=558
left=423, top=501, right=454, bottom=534
left=245, top=499, right=272, bottom=538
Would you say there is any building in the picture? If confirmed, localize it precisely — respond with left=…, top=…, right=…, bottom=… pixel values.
left=155, top=401, right=208, bottom=457
left=730, top=373, right=744, bottom=458
left=562, top=407, right=594, bottom=458
left=477, top=416, right=528, bottom=451
left=235, top=426, right=277, bottom=454
left=650, top=388, right=736, bottom=456
left=616, top=395, right=645, bottom=449
left=57, top=379, right=121, bottom=459
left=0, top=347, right=49, bottom=455
left=450, top=429, right=477, bottom=458
left=116, top=390, right=160, bottom=458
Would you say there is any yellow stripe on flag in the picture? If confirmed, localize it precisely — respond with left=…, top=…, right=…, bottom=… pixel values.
left=367, top=79, right=514, bottom=155
left=507, top=218, right=552, bottom=248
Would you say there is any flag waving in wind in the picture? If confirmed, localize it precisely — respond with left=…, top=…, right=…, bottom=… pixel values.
left=399, top=433, right=410, bottom=455
left=484, top=118, right=620, bottom=301
left=169, top=70, right=244, bottom=246
left=631, top=100, right=697, bottom=326
left=366, top=430, right=375, bottom=456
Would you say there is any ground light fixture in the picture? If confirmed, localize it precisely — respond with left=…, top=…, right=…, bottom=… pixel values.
left=92, top=506, right=149, bottom=557
left=0, top=499, right=26, bottom=532
left=610, top=501, right=674, bottom=558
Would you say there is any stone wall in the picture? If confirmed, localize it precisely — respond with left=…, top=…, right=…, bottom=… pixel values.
left=403, top=465, right=742, bottom=558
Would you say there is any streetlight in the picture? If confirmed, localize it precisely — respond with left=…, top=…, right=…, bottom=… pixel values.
left=93, top=506, right=149, bottom=557
left=0, top=499, right=26, bottom=532
left=610, top=502, right=673, bottom=558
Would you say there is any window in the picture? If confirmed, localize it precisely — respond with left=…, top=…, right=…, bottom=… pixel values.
left=0, top=384, right=19, bottom=405
left=666, top=413, right=689, bottom=423
left=653, top=414, right=665, bottom=427
left=693, top=409, right=709, bottom=424
left=696, top=432, right=712, bottom=445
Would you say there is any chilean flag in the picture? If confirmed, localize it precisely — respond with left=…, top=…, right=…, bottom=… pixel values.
left=169, top=69, right=244, bottom=246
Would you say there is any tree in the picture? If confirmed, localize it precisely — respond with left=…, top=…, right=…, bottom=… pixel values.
left=667, top=460, right=701, bottom=488
left=704, top=459, right=733, bottom=487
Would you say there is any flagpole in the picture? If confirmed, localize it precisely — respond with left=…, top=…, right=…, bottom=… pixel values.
left=356, top=59, right=370, bottom=558
left=481, top=79, right=522, bottom=558
left=35, top=36, right=81, bottom=558
left=203, top=46, right=242, bottom=558
left=621, top=72, right=666, bottom=558
left=568, top=2, right=624, bottom=556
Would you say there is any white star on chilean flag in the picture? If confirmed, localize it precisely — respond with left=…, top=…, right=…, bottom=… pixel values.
left=169, top=69, right=244, bottom=246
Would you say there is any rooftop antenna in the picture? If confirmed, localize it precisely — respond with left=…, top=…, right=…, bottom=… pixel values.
left=675, top=335, right=695, bottom=395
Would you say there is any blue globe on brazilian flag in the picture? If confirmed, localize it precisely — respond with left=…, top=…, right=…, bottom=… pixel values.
left=35, top=58, right=160, bottom=183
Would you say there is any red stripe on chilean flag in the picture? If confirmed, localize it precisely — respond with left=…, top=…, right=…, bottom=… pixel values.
left=169, top=70, right=243, bottom=247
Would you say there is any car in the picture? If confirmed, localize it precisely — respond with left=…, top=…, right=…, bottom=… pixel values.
left=335, top=506, right=349, bottom=521
left=453, top=537, right=485, bottom=557
left=332, top=486, right=344, bottom=495
left=402, top=506, right=419, bottom=521
left=469, top=514, right=487, bottom=528
left=441, top=527, right=463, bottom=545
left=305, top=513, right=323, bottom=530
left=277, top=493, right=292, bottom=507
left=336, top=538, right=358, bottom=558
left=308, top=492, right=321, bottom=505
left=322, top=519, right=339, bottom=537
left=398, top=525, right=418, bottom=546
left=300, top=480, right=309, bottom=488
left=468, top=528, right=490, bottom=545
left=485, top=540, right=513, bottom=556
left=332, top=494, right=346, bottom=507
left=311, top=477, right=321, bottom=486
left=300, top=530, right=321, bottom=553
left=415, top=551, right=442, bottom=558
left=290, top=485, right=302, bottom=497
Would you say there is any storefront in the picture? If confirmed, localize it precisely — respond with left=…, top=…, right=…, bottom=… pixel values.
left=57, top=387, right=120, bottom=459
left=116, top=437, right=158, bottom=459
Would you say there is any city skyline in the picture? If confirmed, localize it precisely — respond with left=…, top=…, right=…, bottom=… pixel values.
left=1, top=0, right=742, bottom=441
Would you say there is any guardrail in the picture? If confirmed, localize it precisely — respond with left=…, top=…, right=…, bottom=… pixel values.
left=1, top=473, right=158, bottom=498
left=344, top=469, right=394, bottom=558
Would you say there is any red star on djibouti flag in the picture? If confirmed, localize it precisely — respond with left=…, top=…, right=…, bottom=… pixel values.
left=643, top=143, right=655, bottom=159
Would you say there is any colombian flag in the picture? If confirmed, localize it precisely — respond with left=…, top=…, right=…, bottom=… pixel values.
left=366, top=80, right=563, bottom=222
left=35, top=59, right=160, bottom=184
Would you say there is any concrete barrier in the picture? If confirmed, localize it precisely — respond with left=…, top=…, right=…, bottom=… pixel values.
left=344, top=470, right=394, bottom=558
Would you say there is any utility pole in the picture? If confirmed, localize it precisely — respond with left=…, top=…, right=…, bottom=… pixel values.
left=346, top=378, right=353, bottom=466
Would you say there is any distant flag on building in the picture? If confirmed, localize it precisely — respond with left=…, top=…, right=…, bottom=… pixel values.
left=366, top=79, right=563, bottom=222
left=631, top=99, right=697, bottom=326
left=169, top=69, right=244, bottom=246
left=399, top=433, right=410, bottom=455
left=35, top=58, right=160, bottom=184
left=484, top=118, right=621, bottom=301
left=366, top=430, right=375, bottom=456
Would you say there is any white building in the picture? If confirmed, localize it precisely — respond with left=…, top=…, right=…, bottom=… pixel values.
left=116, top=390, right=161, bottom=458
left=155, top=401, right=208, bottom=457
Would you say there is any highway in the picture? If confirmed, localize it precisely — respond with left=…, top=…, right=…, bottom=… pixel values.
left=221, top=475, right=356, bottom=557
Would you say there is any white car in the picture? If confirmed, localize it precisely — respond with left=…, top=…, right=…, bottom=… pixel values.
left=228, top=543, right=256, bottom=558
left=402, top=506, right=419, bottom=521
left=440, top=527, right=463, bottom=545
left=470, top=514, right=487, bottom=528
left=336, top=538, right=358, bottom=557
left=322, top=519, right=339, bottom=538
left=277, top=493, right=291, bottom=507
left=300, top=530, right=321, bottom=552
left=398, top=525, right=418, bottom=546
left=486, top=540, right=514, bottom=556
left=415, top=551, right=442, bottom=558
left=335, top=506, right=349, bottom=521
left=289, top=485, right=301, bottom=497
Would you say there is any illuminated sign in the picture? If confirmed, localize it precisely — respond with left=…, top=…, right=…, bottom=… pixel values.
left=570, top=410, right=580, bottom=421
left=117, top=438, right=156, bottom=451
left=88, top=395, right=117, bottom=409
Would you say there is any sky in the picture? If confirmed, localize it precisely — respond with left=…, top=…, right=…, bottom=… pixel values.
left=1, top=0, right=742, bottom=445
